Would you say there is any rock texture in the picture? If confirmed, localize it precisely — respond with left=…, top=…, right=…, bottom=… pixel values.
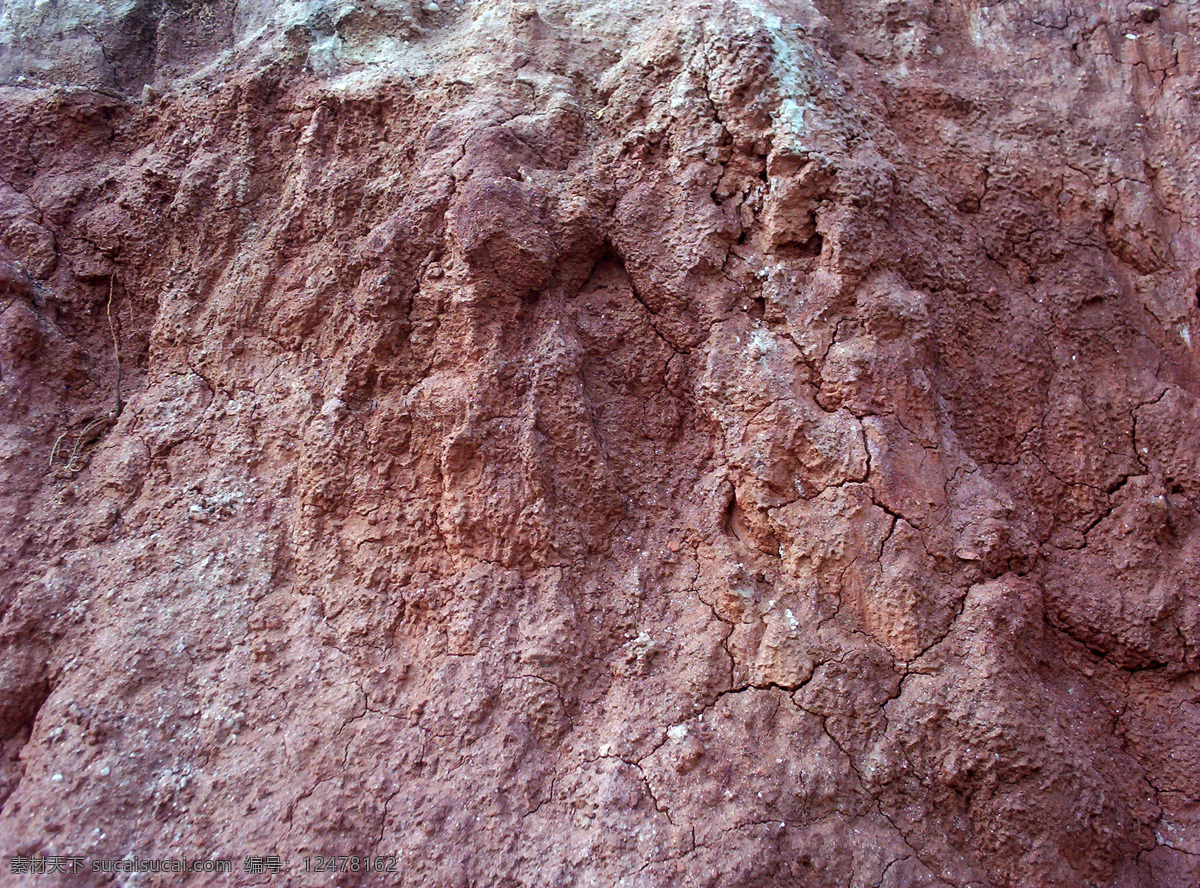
left=1, top=0, right=1199, bottom=885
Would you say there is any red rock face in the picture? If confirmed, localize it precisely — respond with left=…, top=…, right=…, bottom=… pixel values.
left=0, top=0, right=1198, bottom=885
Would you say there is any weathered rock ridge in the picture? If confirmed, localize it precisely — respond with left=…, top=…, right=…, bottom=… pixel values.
left=1, top=0, right=1199, bottom=885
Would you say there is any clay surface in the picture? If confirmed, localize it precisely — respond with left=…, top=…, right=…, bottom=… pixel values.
left=1, top=0, right=1199, bottom=885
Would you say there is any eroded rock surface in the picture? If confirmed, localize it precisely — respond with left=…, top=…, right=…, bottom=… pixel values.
left=1, top=0, right=1198, bottom=885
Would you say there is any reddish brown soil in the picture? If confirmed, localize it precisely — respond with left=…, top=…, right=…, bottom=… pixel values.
left=1, top=1, right=1199, bottom=885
